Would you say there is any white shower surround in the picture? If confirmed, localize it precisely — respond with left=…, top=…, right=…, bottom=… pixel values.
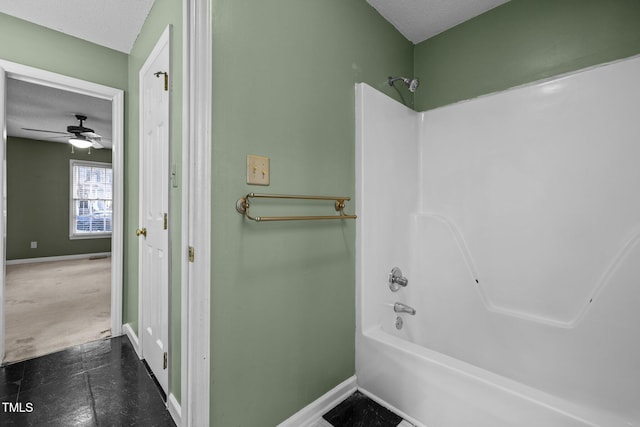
left=355, top=55, right=640, bottom=426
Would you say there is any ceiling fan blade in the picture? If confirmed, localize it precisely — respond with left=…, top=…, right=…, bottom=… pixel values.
left=22, top=127, right=69, bottom=135
left=91, top=141, right=104, bottom=149
left=81, top=131, right=102, bottom=141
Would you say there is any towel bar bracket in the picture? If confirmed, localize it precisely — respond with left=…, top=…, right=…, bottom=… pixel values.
left=236, top=197, right=250, bottom=215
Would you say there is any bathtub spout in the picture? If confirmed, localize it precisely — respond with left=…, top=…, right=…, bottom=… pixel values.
left=394, top=302, right=416, bottom=315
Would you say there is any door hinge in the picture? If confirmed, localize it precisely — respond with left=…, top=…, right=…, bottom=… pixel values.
left=163, top=352, right=168, bottom=370
left=164, top=213, right=168, bottom=230
left=188, top=246, right=195, bottom=263
left=154, top=71, right=169, bottom=91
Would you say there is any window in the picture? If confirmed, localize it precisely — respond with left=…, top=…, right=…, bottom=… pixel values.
left=70, top=160, right=113, bottom=239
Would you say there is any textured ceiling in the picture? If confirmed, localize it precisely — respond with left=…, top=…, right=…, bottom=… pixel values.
left=7, top=78, right=112, bottom=149
left=0, top=0, right=155, bottom=53
left=367, top=0, right=510, bottom=44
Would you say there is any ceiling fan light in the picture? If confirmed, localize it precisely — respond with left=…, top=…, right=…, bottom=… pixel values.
left=69, top=137, right=93, bottom=148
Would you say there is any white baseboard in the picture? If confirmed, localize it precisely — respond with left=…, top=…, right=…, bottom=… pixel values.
left=168, top=393, right=182, bottom=426
left=6, top=252, right=111, bottom=265
left=277, top=376, right=357, bottom=427
left=123, top=323, right=142, bottom=359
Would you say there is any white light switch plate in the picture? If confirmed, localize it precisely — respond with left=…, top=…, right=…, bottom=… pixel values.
left=247, top=155, right=270, bottom=185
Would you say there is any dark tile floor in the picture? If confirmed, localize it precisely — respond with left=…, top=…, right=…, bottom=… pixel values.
left=0, top=335, right=175, bottom=427
left=323, top=391, right=405, bottom=427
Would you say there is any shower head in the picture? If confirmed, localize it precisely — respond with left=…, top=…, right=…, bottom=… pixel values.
left=388, top=76, right=420, bottom=93
left=408, top=78, right=420, bottom=92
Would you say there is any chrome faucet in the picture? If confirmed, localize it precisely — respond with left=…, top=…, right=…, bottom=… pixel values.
left=389, top=267, right=408, bottom=292
left=394, top=302, right=416, bottom=315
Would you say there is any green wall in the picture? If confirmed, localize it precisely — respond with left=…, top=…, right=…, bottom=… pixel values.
left=6, top=137, right=112, bottom=260
left=414, top=0, right=640, bottom=110
left=0, top=13, right=127, bottom=90
left=126, top=0, right=183, bottom=403
left=210, top=0, right=412, bottom=425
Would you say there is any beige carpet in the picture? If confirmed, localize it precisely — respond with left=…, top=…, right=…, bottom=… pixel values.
left=3, top=257, right=111, bottom=364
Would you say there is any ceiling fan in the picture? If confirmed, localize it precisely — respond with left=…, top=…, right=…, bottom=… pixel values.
left=22, top=114, right=106, bottom=149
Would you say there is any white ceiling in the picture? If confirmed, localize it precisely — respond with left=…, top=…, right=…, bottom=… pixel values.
left=0, top=0, right=155, bottom=53
left=367, top=0, right=511, bottom=44
left=7, top=78, right=112, bottom=149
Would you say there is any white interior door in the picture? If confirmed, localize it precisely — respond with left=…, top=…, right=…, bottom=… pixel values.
left=139, top=27, right=171, bottom=394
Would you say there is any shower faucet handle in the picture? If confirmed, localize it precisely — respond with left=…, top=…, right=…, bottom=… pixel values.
left=389, top=267, right=408, bottom=292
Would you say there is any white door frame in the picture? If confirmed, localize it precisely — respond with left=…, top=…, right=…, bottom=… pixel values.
left=181, top=0, right=211, bottom=425
left=0, top=59, right=125, bottom=362
left=0, top=66, right=6, bottom=363
left=137, top=24, right=172, bottom=394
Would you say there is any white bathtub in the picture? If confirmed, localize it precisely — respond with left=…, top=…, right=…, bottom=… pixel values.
left=357, top=326, right=610, bottom=427
left=355, top=57, right=640, bottom=427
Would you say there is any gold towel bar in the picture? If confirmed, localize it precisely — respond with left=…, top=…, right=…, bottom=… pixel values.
left=236, top=193, right=357, bottom=222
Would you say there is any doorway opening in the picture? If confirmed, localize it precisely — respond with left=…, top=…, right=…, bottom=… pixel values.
left=0, top=59, right=124, bottom=366
left=3, top=78, right=114, bottom=364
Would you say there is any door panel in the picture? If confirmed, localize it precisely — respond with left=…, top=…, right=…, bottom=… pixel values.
left=139, top=31, right=170, bottom=394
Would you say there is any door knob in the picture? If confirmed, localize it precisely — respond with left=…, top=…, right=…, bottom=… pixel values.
left=136, top=227, right=147, bottom=237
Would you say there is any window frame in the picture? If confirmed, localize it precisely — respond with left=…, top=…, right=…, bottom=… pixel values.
left=69, top=159, right=113, bottom=240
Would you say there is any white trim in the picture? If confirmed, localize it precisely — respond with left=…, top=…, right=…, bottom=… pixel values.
left=69, top=159, right=112, bottom=168
left=0, top=60, right=124, bottom=357
left=0, top=65, right=6, bottom=362
left=68, top=234, right=111, bottom=240
left=110, top=89, right=124, bottom=337
left=123, top=323, right=142, bottom=359
left=277, top=376, right=357, bottom=427
left=168, top=393, right=182, bottom=426
left=181, top=1, right=211, bottom=426
left=6, top=252, right=111, bottom=265
left=0, top=60, right=122, bottom=101
left=180, top=2, right=190, bottom=423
